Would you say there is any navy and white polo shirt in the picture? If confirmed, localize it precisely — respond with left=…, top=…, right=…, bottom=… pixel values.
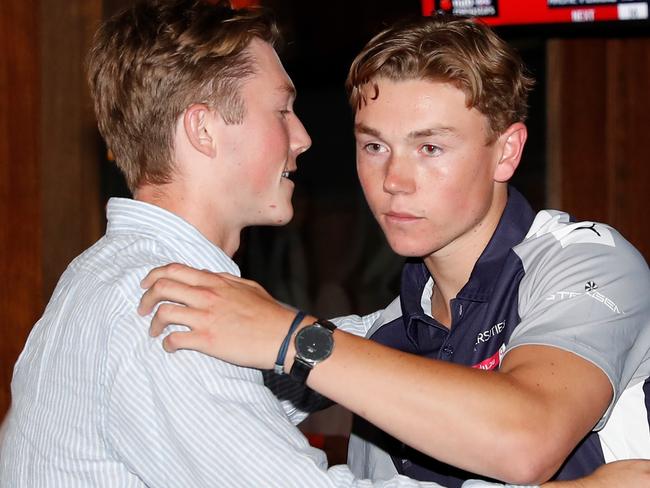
left=348, top=187, right=650, bottom=487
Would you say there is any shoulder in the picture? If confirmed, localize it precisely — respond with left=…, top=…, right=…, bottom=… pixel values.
left=515, top=210, right=648, bottom=289
left=67, top=233, right=195, bottom=306
left=507, top=211, right=650, bottom=412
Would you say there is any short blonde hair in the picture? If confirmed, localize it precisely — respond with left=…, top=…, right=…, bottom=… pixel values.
left=87, top=0, right=279, bottom=191
left=346, top=15, right=534, bottom=142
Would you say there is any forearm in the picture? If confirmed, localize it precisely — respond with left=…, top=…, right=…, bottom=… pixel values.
left=138, top=267, right=611, bottom=484
left=286, top=329, right=608, bottom=484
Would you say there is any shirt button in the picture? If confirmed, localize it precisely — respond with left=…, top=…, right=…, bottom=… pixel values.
left=442, top=345, right=454, bottom=356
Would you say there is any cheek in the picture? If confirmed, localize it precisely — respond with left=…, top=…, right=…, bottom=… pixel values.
left=441, top=152, right=490, bottom=193
left=249, top=177, right=271, bottom=196
left=440, top=158, right=494, bottom=218
left=248, top=122, right=289, bottom=191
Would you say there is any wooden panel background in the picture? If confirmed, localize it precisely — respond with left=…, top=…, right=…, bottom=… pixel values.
left=41, top=0, right=103, bottom=300
left=0, top=0, right=102, bottom=421
left=548, top=38, right=650, bottom=260
left=0, top=0, right=43, bottom=420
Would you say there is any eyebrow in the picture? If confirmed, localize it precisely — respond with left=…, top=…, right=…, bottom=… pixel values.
left=407, top=127, right=457, bottom=139
left=354, top=123, right=457, bottom=139
left=354, top=123, right=381, bottom=138
left=278, top=83, right=296, bottom=99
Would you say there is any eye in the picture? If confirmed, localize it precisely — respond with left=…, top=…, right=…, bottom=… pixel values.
left=421, top=144, right=442, bottom=157
left=279, top=109, right=291, bottom=118
left=364, top=142, right=386, bottom=154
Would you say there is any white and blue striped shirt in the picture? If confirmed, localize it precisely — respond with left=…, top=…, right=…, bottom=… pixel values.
left=0, top=198, right=444, bottom=488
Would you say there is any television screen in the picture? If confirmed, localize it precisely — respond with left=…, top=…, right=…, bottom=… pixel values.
left=420, top=0, right=649, bottom=26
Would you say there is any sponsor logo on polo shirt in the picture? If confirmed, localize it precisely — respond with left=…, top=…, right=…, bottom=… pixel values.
left=545, top=282, right=622, bottom=314
left=552, top=221, right=615, bottom=248
left=526, top=211, right=615, bottom=248
left=472, top=343, right=506, bottom=370
left=475, top=320, right=506, bottom=346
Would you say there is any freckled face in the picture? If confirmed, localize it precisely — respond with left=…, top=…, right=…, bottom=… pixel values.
left=354, top=78, right=505, bottom=261
left=216, top=40, right=311, bottom=229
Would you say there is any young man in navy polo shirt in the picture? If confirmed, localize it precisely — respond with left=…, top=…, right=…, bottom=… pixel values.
left=138, top=14, right=650, bottom=487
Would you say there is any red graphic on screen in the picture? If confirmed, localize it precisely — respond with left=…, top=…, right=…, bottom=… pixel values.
left=422, top=0, right=649, bottom=25
left=440, top=0, right=453, bottom=12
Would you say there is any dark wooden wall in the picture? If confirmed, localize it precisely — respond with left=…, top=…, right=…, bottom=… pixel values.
left=548, top=38, right=650, bottom=260
left=41, top=0, right=104, bottom=299
left=1, top=0, right=43, bottom=419
left=1, top=0, right=102, bottom=420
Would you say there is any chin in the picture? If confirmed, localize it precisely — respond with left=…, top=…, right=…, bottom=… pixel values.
left=268, top=206, right=294, bottom=226
left=385, top=236, right=437, bottom=259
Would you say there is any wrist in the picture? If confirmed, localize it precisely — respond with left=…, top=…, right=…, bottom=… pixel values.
left=283, top=315, right=316, bottom=372
left=274, top=310, right=306, bottom=374
left=287, top=318, right=337, bottom=384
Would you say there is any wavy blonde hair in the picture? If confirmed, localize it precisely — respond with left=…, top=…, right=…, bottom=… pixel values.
left=346, top=15, right=534, bottom=142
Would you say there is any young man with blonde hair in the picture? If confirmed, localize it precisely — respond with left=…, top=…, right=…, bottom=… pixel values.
left=0, top=1, right=445, bottom=486
left=138, top=14, right=650, bottom=487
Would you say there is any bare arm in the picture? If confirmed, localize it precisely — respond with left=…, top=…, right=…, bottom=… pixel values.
left=138, top=264, right=612, bottom=485
left=302, top=333, right=610, bottom=484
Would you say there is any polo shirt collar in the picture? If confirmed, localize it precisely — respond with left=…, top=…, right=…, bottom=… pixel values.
left=400, top=186, right=535, bottom=319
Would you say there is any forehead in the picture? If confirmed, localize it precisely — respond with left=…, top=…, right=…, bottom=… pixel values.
left=354, top=77, right=489, bottom=138
left=245, top=39, right=295, bottom=96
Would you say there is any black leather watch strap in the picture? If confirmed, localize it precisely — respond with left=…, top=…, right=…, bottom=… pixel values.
left=289, top=357, right=311, bottom=384
left=314, top=319, right=336, bottom=332
left=289, top=319, right=336, bottom=384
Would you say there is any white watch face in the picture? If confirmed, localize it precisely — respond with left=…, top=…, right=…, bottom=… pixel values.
left=295, top=325, right=333, bottom=363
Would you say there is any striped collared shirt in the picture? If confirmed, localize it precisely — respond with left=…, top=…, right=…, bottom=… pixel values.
left=0, top=198, right=440, bottom=488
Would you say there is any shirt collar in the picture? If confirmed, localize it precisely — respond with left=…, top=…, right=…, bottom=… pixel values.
left=400, top=186, right=536, bottom=317
left=105, top=197, right=240, bottom=276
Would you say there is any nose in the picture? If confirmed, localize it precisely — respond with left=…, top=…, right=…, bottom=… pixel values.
left=290, top=114, right=312, bottom=156
left=383, top=154, right=415, bottom=195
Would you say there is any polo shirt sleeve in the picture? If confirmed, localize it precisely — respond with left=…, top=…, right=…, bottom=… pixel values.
left=505, top=219, right=650, bottom=428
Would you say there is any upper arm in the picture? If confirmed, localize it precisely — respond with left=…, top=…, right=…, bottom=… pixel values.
left=500, top=344, right=612, bottom=450
left=494, top=220, right=650, bottom=476
left=510, top=220, right=650, bottom=428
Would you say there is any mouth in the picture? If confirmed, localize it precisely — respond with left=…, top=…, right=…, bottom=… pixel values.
left=281, top=167, right=297, bottom=180
left=385, top=211, right=421, bottom=222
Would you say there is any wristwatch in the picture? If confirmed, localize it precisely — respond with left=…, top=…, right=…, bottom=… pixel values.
left=289, top=319, right=336, bottom=384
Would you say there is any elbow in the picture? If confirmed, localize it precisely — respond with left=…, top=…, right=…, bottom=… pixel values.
left=495, top=432, right=565, bottom=485
left=500, top=457, right=559, bottom=486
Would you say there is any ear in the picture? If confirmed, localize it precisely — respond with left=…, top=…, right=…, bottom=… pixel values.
left=183, top=104, right=217, bottom=159
left=493, top=122, right=527, bottom=183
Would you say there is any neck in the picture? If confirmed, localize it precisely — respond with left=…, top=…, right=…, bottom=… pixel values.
left=423, top=187, right=508, bottom=326
left=134, top=183, right=241, bottom=257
